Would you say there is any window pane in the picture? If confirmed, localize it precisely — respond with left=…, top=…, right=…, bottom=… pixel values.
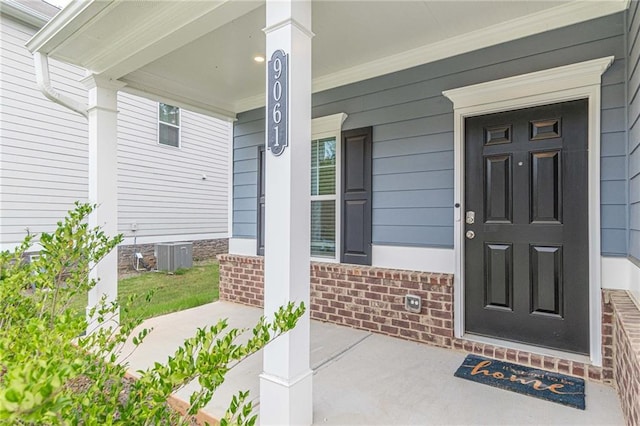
left=311, top=200, right=336, bottom=257
left=311, top=137, right=336, bottom=196
left=318, top=166, right=335, bottom=195
left=159, top=103, right=179, bottom=126
left=159, top=123, right=179, bottom=147
left=319, top=138, right=336, bottom=167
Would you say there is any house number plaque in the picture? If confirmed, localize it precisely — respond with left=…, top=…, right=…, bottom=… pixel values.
left=267, top=50, right=288, bottom=156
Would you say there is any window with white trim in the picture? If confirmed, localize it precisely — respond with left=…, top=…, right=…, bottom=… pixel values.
left=309, top=113, right=347, bottom=261
left=158, top=103, right=180, bottom=147
left=257, top=113, right=347, bottom=261
left=311, top=137, right=337, bottom=258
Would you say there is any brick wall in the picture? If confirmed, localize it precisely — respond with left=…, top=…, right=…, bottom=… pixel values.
left=218, top=254, right=619, bottom=385
left=218, top=254, right=264, bottom=306
left=310, top=263, right=454, bottom=348
left=118, top=238, right=228, bottom=275
left=608, top=290, right=640, bottom=426
left=218, top=254, right=453, bottom=347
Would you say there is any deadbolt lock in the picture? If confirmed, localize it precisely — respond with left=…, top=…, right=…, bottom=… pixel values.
left=466, top=230, right=475, bottom=240
left=465, top=211, right=475, bottom=224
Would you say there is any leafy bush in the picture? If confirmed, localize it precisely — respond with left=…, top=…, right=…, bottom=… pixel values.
left=0, top=203, right=304, bottom=425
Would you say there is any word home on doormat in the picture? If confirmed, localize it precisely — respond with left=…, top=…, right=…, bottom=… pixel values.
left=454, top=354, right=585, bottom=409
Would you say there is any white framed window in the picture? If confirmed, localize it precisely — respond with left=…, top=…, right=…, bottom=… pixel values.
left=158, top=103, right=180, bottom=147
left=310, top=113, right=347, bottom=262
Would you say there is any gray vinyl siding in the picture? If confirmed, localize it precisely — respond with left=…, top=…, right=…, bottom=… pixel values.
left=628, top=0, right=640, bottom=262
left=0, top=13, right=89, bottom=248
left=232, top=108, right=263, bottom=237
left=0, top=13, right=230, bottom=249
left=117, top=92, right=230, bottom=239
left=233, top=13, right=628, bottom=254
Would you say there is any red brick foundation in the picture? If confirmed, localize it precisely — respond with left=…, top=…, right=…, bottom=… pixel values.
left=608, top=290, right=640, bottom=426
left=218, top=254, right=453, bottom=347
left=218, top=254, right=624, bottom=387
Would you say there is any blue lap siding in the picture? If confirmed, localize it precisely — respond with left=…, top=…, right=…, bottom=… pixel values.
left=233, top=12, right=628, bottom=255
left=628, top=1, right=640, bottom=262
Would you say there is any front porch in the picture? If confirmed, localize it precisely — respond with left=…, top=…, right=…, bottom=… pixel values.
left=25, top=0, right=640, bottom=423
left=217, top=254, right=640, bottom=424
left=124, top=300, right=624, bottom=425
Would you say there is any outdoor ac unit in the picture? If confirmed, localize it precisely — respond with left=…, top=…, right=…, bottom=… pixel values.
left=155, top=242, right=193, bottom=272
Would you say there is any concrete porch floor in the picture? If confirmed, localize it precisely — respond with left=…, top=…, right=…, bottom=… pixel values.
left=123, top=301, right=624, bottom=425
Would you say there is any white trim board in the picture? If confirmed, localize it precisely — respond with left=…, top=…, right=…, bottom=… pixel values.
left=601, top=256, right=635, bottom=291
left=121, top=232, right=228, bottom=246
left=372, top=245, right=454, bottom=273
left=227, top=120, right=234, bottom=238
left=602, top=256, right=640, bottom=308
left=229, top=237, right=257, bottom=256
left=443, top=56, right=614, bottom=367
left=629, top=260, right=640, bottom=309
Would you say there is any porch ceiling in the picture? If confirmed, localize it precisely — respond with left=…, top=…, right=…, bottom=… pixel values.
left=27, top=0, right=627, bottom=119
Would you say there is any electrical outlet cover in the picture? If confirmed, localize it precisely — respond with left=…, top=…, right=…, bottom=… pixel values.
left=405, top=294, right=421, bottom=313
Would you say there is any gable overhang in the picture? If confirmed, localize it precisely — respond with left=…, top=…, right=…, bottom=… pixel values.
left=26, top=0, right=629, bottom=120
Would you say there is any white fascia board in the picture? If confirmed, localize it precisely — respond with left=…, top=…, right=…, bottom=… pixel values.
left=1, top=0, right=51, bottom=28
left=235, top=1, right=627, bottom=113
left=26, top=0, right=114, bottom=54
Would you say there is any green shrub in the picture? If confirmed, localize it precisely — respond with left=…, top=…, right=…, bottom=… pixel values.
left=0, top=203, right=304, bottom=425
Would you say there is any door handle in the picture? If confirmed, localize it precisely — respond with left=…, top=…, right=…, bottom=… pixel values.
left=466, top=230, right=475, bottom=240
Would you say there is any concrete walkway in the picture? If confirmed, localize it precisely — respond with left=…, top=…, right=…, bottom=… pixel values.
left=123, top=301, right=625, bottom=425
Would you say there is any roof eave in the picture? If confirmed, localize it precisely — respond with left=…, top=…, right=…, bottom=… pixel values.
left=25, top=0, right=114, bottom=54
left=1, top=0, right=53, bottom=28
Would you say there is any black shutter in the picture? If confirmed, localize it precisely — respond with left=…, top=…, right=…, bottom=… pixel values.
left=341, top=127, right=372, bottom=265
left=257, top=146, right=266, bottom=255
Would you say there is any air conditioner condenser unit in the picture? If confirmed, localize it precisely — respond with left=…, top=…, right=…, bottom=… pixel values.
left=155, top=242, right=193, bottom=272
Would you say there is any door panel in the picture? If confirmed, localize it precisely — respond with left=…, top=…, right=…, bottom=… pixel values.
left=484, top=243, right=513, bottom=310
left=464, top=100, right=589, bottom=354
left=530, top=245, right=563, bottom=317
left=531, top=151, right=562, bottom=223
left=484, top=155, right=512, bottom=223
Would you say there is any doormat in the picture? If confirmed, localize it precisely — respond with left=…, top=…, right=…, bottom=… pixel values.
left=454, top=354, right=585, bottom=410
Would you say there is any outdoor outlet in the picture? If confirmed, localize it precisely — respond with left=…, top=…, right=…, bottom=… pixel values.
left=131, top=223, right=138, bottom=231
left=405, top=294, right=422, bottom=313
left=135, top=252, right=143, bottom=259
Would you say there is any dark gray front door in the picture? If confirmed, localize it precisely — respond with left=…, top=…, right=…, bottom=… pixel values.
left=464, top=100, right=589, bottom=354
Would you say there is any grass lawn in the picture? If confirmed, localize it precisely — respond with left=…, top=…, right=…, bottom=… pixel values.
left=71, top=261, right=219, bottom=322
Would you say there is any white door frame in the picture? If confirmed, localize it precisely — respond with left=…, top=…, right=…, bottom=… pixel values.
left=443, top=56, right=614, bottom=366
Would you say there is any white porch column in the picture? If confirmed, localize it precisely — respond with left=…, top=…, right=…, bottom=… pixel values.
left=260, top=0, right=313, bottom=425
left=81, top=75, right=125, bottom=331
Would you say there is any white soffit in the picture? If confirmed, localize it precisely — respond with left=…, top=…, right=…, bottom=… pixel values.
left=238, top=0, right=627, bottom=112
left=28, top=0, right=628, bottom=117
